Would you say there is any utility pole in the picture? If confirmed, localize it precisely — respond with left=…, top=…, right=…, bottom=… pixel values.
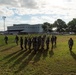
left=2, top=16, right=6, bottom=32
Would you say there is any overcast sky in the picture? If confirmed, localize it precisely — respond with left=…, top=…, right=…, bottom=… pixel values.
left=0, top=0, right=76, bottom=31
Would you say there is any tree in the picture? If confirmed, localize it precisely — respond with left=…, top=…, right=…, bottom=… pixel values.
left=42, top=22, right=52, bottom=32
left=67, top=18, right=76, bottom=33
left=53, top=19, right=67, bottom=32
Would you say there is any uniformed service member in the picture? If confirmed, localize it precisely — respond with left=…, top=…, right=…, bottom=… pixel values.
left=24, top=37, right=28, bottom=50
left=46, top=37, right=50, bottom=50
left=68, top=38, right=74, bottom=51
left=20, top=36, right=23, bottom=50
left=4, top=35, right=8, bottom=44
left=15, top=35, right=19, bottom=45
left=54, top=35, right=57, bottom=47
left=28, top=37, right=31, bottom=52
left=51, top=35, right=55, bottom=49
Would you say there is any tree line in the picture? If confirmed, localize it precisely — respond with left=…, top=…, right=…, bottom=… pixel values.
left=42, top=18, right=76, bottom=33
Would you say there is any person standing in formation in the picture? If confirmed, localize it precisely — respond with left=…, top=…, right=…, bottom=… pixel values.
left=54, top=35, right=57, bottom=47
left=46, top=36, right=50, bottom=50
left=51, top=35, right=54, bottom=49
left=24, top=37, right=28, bottom=50
left=28, top=37, right=31, bottom=52
left=20, top=36, right=23, bottom=50
left=15, top=35, right=19, bottom=45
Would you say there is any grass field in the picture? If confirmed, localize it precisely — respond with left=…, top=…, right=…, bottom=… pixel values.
left=0, top=34, right=76, bottom=75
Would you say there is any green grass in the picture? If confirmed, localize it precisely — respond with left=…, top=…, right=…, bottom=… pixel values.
left=0, top=34, right=76, bottom=75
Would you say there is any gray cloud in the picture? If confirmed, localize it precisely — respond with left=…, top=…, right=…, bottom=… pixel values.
left=0, top=0, right=38, bottom=9
left=18, top=0, right=38, bottom=9
left=0, top=0, right=19, bottom=7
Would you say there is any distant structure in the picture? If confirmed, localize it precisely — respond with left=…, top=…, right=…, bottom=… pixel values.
left=7, top=24, right=43, bottom=34
left=2, top=16, right=6, bottom=32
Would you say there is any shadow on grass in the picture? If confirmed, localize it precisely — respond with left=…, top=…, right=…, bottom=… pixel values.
left=10, top=50, right=30, bottom=68
left=4, top=50, right=25, bottom=64
left=15, top=51, right=35, bottom=73
left=0, top=50, right=21, bottom=61
left=0, top=45, right=17, bottom=52
left=50, top=45, right=57, bottom=51
left=49, top=49, right=54, bottom=57
left=42, top=49, right=48, bottom=59
left=14, top=49, right=48, bottom=73
left=34, top=49, right=43, bottom=63
left=70, top=50, right=76, bottom=60
left=0, top=44, right=5, bottom=47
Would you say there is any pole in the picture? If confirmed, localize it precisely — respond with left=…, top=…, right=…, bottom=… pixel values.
left=2, top=16, right=6, bottom=32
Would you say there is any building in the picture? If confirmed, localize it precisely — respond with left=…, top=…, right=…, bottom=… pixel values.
left=7, top=24, right=43, bottom=34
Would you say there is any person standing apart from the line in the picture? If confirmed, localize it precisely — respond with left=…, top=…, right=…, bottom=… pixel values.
left=4, top=35, right=8, bottom=44
left=68, top=38, right=74, bottom=51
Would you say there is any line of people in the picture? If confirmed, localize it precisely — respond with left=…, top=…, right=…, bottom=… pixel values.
left=19, top=35, right=57, bottom=53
